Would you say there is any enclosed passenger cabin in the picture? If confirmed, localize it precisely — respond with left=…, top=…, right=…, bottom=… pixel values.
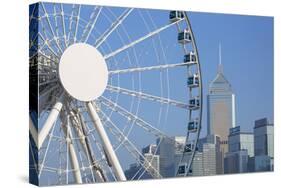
left=188, top=119, right=199, bottom=132
left=177, top=165, right=186, bottom=175
left=184, top=51, right=197, bottom=65
left=187, top=74, right=199, bottom=88
left=178, top=29, right=192, bottom=44
left=177, top=165, right=193, bottom=176
left=184, top=143, right=198, bottom=153
left=169, top=11, right=184, bottom=23
left=184, top=143, right=193, bottom=153
left=189, top=97, right=200, bottom=110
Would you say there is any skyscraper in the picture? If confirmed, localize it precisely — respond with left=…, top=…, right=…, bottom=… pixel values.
left=228, top=126, right=254, bottom=157
left=141, top=144, right=160, bottom=178
left=207, top=45, right=236, bottom=155
left=224, top=150, right=248, bottom=174
left=191, top=152, right=204, bottom=176
left=188, top=143, right=217, bottom=176
left=254, top=118, right=274, bottom=171
left=124, top=144, right=160, bottom=180
left=198, top=135, right=223, bottom=174
left=254, top=118, right=274, bottom=158
left=224, top=126, right=254, bottom=173
left=157, top=136, right=186, bottom=177
left=202, top=143, right=217, bottom=175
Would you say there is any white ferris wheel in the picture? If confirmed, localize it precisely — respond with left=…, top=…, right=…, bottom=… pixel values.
left=29, top=2, right=202, bottom=185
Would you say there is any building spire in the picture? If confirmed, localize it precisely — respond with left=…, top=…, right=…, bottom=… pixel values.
left=218, top=42, right=223, bottom=74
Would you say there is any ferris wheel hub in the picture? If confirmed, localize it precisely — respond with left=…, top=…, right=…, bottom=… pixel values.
left=59, top=43, right=108, bottom=101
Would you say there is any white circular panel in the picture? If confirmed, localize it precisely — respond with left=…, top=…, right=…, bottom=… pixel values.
left=59, top=43, right=108, bottom=101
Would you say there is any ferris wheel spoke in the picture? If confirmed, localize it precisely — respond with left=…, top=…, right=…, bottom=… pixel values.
left=106, top=85, right=189, bottom=109
left=38, top=92, right=64, bottom=149
left=29, top=142, right=39, bottom=175
left=80, top=6, right=102, bottom=43
left=29, top=32, right=39, bottom=51
left=104, top=19, right=183, bottom=60
left=38, top=33, right=60, bottom=58
left=67, top=4, right=80, bottom=46
left=84, top=124, right=108, bottom=169
left=40, top=2, right=64, bottom=54
left=53, top=4, right=66, bottom=51
left=59, top=4, right=68, bottom=48
left=109, top=62, right=189, bottom=74
left=98, top=109, right=162, bottom=179
left=38, top=117, right=58, bottom=178
left=37, top=50, right=59, bottom=64
left=29, top=3, right=38, bottom=24
left=95, top=8, right=134, bottom=48
left=74, top=5, right=81, bottom=43
left=99, top=96, right=172, bottom=142
left=39, top=78, right=58, bottom=87
left=53, top=5, right=60, bottom=41
left=33, top=165, right=59, bottom=173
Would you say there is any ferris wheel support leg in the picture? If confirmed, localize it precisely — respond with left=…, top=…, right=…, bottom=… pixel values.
left=86, top=102, right=126, bottom=181
left=62, top=116, right=83, bottom=184
left=38, top=93, right=64, bottom=149
left=70, top=111, right=106, bottom=182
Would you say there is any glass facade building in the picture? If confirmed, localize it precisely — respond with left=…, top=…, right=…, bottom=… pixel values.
left=228, top=126, right=254, bottom=157
left=157, top=136, right=186, bottom=177
left=254, top=118, right=274, bottom=158
left=207, top=64, right=236, bottom=155
left=224, top=150, right=248, bottom=174
left=254, top=118, right=274, bottom=171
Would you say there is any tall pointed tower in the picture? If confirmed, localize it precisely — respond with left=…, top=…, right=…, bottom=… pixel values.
left=207, top=44, right=236, bottom=155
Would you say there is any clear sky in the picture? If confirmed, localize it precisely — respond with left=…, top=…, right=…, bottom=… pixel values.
left=188, top=12, right=273, bottom=135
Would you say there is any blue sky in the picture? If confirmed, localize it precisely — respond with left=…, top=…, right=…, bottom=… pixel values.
left=188, top=12, right=273, bottom=134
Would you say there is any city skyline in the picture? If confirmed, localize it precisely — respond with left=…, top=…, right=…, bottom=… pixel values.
left=125, top=116, right=274, bottom=178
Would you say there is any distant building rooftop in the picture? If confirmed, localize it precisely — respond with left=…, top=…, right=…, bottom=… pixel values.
left=254, top=118, right=273, bottom=129
left=229, top=126, right=253, bottom=136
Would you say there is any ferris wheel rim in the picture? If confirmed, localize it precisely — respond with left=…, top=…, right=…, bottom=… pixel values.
left=30, top=3, right=203, bottom=184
